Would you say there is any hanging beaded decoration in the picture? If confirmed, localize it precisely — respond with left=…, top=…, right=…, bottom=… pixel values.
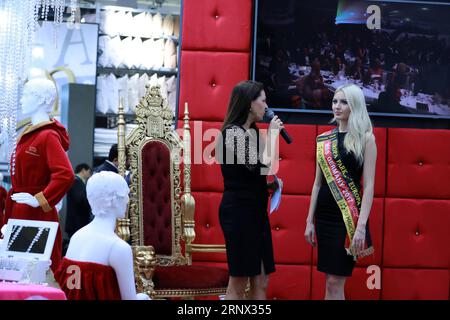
left=0, top=0, right=65, bottom=176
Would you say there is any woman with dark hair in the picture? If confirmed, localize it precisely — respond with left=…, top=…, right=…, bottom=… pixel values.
left=217, top=80, right=284, bottom=300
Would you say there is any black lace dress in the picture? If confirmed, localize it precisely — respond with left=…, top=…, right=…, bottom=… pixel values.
left=218, top=125, right=276, bottom=277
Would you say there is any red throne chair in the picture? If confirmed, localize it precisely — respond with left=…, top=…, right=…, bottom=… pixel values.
left=119, top=85, right=228, bottom=299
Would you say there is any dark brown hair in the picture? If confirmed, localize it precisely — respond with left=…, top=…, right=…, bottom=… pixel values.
left=221, top=80, right=264, bottom=131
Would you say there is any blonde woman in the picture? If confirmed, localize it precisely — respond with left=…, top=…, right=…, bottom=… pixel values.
left=305, top=84, right=377, bottom=300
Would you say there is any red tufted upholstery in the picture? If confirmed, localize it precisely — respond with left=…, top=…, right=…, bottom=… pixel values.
left=181, top=0, right=252, bottom=51
left=153, top=265, right=229, bottom=290
left=141, top=141, right=172, bottom=255
left=179, top=0, right=450, bottom=299
left=383, top=199, right=450, bottom=268
left=311, top=267, right=381, bottom=300
left=387, top=128, right=450, bottom=199
left=382, top=269, right=449, bottom=300
left=178, top=52, right=250, bottom=121
left=177, top=120, right=224, bottom=192
left=191, top=191, right=226, bottom=262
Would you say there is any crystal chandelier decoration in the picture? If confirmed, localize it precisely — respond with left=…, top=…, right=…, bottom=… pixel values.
left=0, top=0, right=65, bottom=175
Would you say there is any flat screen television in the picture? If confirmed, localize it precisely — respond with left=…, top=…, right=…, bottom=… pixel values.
left=253, top=0, right=450, bottom=119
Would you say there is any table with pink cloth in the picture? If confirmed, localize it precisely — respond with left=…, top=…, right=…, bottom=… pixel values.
left=0, top=282, right=66, bottom=300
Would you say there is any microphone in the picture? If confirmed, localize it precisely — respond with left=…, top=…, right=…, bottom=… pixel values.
left=263, top=108, right=293, bottom=144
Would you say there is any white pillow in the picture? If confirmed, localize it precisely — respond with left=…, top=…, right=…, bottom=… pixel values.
left=131, top=37, right=143, bottom=69
left=109, top=11, right=124, bottom=37
left=168, top=91, right=177, bottom=114
left=152, top=13, right=163, bottom=38
left=133, top=12, right=147, bottom=37
left=157, top=75, right=168, bottom=100
left=173, top=15, right=180, bottom=38
left=120, top=37, right=134, bottom=68
left=166, top=75, right=177, bottom=93
left=164, top=39, right=177, bottom=69
left=153, top=39, right=165, bottom=68
left=128, top=73, right=140, bottom=112
left=143, top=13, right=153, bottom=38
left=142, top=39, right=155, bottom=69
left=122, top=11, right=134, bottom=36
left=149, top=73, right=158, bottom=87
left=96, top=75, right=109, bottom=114
left=139, top=73, right=149, bottom=98
left=105, top=74, right=119, bottom=114
left=109, top=36, right=124, bottom=68
left=97, top=36, right=111, bottom=67
left=162, top=14, right=174, bottom=36
left=116, top=75, right=129, bottom=113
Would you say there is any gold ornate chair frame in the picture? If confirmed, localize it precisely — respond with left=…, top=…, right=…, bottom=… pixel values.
left=117, top=85, right=226, bottom=299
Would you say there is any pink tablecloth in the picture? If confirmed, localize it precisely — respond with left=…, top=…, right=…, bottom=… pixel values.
left=0, top=282, right=66, bottom=300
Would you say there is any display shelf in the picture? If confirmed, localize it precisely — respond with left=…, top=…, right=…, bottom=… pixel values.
left=99, top=33, right=178, bottom=43
left=97, top=66, right=178, bottom=77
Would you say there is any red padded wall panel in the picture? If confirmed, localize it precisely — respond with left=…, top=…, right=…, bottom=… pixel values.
left=312, top=198, right=384, bottom=267
left=311, top=268, right=381, bottom=300
left=269, top=195, right=312, bottom=265
left=191, top=192, right=226, bottom=263
left=318, top=126, right=387, bottom=197
left=382, top=268, right=449, bottom=300
left=178, top=51, right=250, bottom=121
left=383, top=198, right=450, bottom=268
left=276, top=124, right=317, bottom=195
left=177, top=120, right=223, bottom=192
left=267, top=265, right=311, bottom=300
left=181, top=0, right=252, bottom=52
left=387, top=128, right=450, bottom=199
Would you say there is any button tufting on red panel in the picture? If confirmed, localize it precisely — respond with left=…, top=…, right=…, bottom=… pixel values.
left=415, top=230, right=420, bottom=236
left=206, top=223, right=210, bottom=228
left=418, top=161, right=424, bottom=166
left=275, top=226, right=280, bottom=231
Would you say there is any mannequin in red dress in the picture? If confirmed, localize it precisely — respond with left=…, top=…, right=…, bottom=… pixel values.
left=3, top=78, right=74, bottom=272
left=55, top=171, right=150, bottom=300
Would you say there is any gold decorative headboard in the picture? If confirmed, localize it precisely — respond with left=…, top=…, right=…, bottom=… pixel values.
left=125, top=85, right=187, bottom=266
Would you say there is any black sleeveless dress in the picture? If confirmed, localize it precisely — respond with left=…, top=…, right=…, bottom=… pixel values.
left=315, top=132, right=364, bottom=276
left=218, top=125, right=276, bottom=277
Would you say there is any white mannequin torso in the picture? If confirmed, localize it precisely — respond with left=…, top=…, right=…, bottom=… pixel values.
left=64, top=171, right=149, bottom=300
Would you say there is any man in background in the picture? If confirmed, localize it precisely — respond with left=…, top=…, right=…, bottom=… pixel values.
left=94, top=144, right=119, bottom=173
left=65, top=163, right=92, bottom=242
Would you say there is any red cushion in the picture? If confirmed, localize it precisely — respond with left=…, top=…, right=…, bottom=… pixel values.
left=383, top=198, right=450, bottom=268
left=191, top=191, right=226, bottom=262
left=387, top=128, right=450, bottom=199
left=141, top=141, right=172, bottom=255
left=153, top=265, right=229, bottom=290
left=382, top=268, right=449, bottom=300
left=176, top=120, right=224, bottom=192
left=273, top=124, right=317, bottom=195
left=267, top=265, right=311, bottom=300
left=269, top=195, right=312, bottom=264
left=181, top=0, right=252, bottom=51
left=178, top=51, right=250, bottom=121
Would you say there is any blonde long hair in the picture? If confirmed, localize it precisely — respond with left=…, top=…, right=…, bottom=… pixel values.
left=331, top=84, right=373, bottom=164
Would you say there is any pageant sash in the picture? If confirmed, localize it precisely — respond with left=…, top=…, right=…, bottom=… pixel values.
left=316, top=129, right=374, bottom=260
